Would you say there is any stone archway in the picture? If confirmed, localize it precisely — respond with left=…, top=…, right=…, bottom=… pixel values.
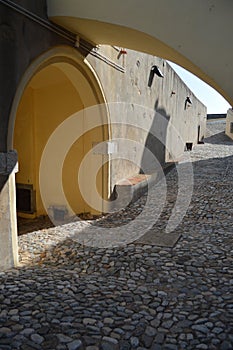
left=8, top=46, right=110, bottom=235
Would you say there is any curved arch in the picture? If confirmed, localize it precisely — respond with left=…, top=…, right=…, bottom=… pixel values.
left=8, top=45, right=110, bottom=150
left=9, top=45, right=110, bottom=218
left=48, top=0, right=233, bottom=106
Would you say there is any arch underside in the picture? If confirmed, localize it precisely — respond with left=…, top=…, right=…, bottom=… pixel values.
left=12, top=48, right=109, bottom=220
left=48, top=0, right=233, bottom=107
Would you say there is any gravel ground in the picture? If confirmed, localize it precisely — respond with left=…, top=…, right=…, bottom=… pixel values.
left=0, top=121, right=232, bottom=350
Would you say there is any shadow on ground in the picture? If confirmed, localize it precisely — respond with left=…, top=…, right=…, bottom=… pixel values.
left=204, top=131, right=233, bottom=145
left=18, top=216, right=54, bottom=235
left=2, top=130, right=232, bottom=350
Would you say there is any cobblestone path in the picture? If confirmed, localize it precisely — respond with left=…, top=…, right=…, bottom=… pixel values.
left=0, top=121, right=232, bottom=350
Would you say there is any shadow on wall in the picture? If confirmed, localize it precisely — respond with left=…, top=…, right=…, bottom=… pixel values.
left=140, top=100, right=170, bottom=174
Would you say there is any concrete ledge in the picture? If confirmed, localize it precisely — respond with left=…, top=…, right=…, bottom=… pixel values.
left=108, top=163, right=175, bottom=212
left=118, top=173, right=156, bottom=200
left=109, top=173, right=157, bottom=211
left=116, top=174, right=151, bottom=209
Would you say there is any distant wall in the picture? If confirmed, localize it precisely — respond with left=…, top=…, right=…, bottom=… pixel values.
left=88, top=46, right=207, bottom=190
left=207, top=114, right=226, bottom=120
left=225, top=109, right=233, bottom=140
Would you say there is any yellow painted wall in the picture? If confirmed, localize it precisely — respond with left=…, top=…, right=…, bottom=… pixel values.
left=14, top=87, right=36, bottom=188
left=14, top=64, right=106, bottom=218
left=33, top=69, right=84, bottom=216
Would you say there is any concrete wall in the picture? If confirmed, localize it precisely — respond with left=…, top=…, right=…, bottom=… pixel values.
left=87, top=46, right=207, bottom=190
left=226, top=109, right=233, bottom=140
left=0, top=0, right=87, bottom=269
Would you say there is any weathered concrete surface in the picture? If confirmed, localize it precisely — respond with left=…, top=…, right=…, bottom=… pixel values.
left=136, top=229, right=181, bottom=248
left=0, top=174, right=18, bottom=270
left=88, top=46, right=206, bottom=191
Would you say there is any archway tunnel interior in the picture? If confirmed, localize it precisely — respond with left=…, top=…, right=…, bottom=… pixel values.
left=13, top=62, right=108, bottom=234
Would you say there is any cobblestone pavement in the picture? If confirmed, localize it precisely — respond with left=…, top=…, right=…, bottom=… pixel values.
left=0, top=121, right=233, bottom=350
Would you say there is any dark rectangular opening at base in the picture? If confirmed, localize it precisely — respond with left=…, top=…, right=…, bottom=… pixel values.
left=16, top=184, right=35, bottom=214
left=185, top=142, right=193, bottom=151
